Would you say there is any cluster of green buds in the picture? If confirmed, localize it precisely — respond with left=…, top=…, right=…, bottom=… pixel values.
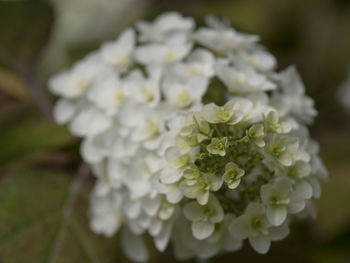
left=161, top=97, right=325, bottom=255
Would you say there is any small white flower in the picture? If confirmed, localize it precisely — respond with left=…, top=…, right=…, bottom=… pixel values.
left=247, top=123, right=265, bottom=147
left=118, top=101, right=170, bottom=148
left=160, top=147, right=197, bottom=184
left=201, top=101, right=243, bottom=125
left=206, top=214, right=243, bottom=253
left=162, top=76, right=208, bottom=108
left=230, top=203, right=277, bottom=254
left=271, top=66, right=317, bottom=124
left=287, top=160, right=311, bottom=180
left=135, top=34, right=193, bottom=65
left=261, top=177, right=292, bottom=226
left=195, top=27, right=259, bottom=54
left=175, top=134, right=198, bottom=154
left=180, top=174, right=223, bottom=205
left=171, top=48, right=215, bottom=79
left=128, top=66, right=162, bottom=107
left=265, top=134, right=299, bottom=167
left=123, top=157, right=154, bottom=199
left=183, top=195, right=224, bottom=240
left=215, top=61, right=276, bottom=94
left=288, top=180, right=313, bottom=213
left=87, top=70, right=128, bottom=116
left=207, top=137, right=228, bottom=156
left=264, top=111, right=291, bottom=134
left=99, top=28, right=135, bottom=71
left=49, top=53, right=102, bottom=99
left=232, top=48, right=276, bottom=72
left=69, top=105, right=112, bottom=137
left=131, top=111, right=163, bottom=142
left=223, top=162, right=245, bottom=189
left=136, top=11, right=195, bottom=43
left=228, top=97, right=263, bottom=124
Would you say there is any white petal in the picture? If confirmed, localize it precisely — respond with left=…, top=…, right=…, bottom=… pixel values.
left=270, top=222, right=290, bottom=241
left=143, top=196, right=161, bottom=216
left=127, top=220, right=145, bottom=236
left=196, top=242, right=220, bottom=259
left=69, top=107, right=112, bottom=137
left=230, top=216, right=249, bottom=240
left=294, top=180, right=313, bottom=200
left=249, top=235, right=271, bottom=254
left=180, top=182, right=198, bottom=199
left=201, top=103, right=219, bottom=123
left=191, top=221, right=214, bottom=240
left=154, top=221, right=173, bottom=252
left=222, top=232, right=243, bottom=252
left=187, top=76, right=209, bottom=101
left=208, top=175, right=223, bottom=191
left=266, top=206, right=287, bottom=226
left=183, top=202, right=203, bottom=221
left=288, top=199, right=306, bottom=214
left=80, top=138, right=105, bottom=164
left=208, top=195, right=225, bottom=223
left=166, top=186, right=183, bottom=204
left=161, top=167, right=183, bottom=184
left=149, top=218, right=163, bottom=236
left=118, top=99, right=142, bottom=127
left=308, top=177, right=321, bottom=199
left=228, top=180, right=241, bottom=189
left=53, top=99, right=76, bottom=124
left=121, top=228, right=149, bottom=263
left=107, top=159, right=127, bottom=182
left=197, top=190, right=209, bottom=205
left=124, top=200, right=141, bottom=219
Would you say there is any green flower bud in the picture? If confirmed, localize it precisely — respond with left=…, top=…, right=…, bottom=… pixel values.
left=223, top=162, right=245, bottom=189
left=207, top=137, right=228, bottom=156
left=247, top=124, right=265, bottom=147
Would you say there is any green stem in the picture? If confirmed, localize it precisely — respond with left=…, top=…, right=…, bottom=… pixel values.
left=213, top=124, right=223, bottom=138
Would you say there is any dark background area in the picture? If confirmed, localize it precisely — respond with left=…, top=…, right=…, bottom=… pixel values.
left=1, top=0, right=350, bottom=262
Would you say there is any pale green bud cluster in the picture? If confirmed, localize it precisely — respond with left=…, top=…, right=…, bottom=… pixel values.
left=161, top=97, right=326, bottom=255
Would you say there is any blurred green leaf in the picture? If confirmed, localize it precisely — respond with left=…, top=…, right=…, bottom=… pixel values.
left=0, top=168, right=124, bottom=263
left=0, top=169, right=69, bottom=263
left=0, top=118, right=74, bottom=166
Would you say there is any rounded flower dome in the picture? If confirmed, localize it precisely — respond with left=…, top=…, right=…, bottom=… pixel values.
left=49, top=12, right=328, bottom=262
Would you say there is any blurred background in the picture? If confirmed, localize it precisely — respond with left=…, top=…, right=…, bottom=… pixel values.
left=1, top=0, right=350, bottom=262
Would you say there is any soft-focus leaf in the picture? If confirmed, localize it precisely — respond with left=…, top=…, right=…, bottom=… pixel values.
left=0, top=118, right=74, bottom=166
left=0, top=169, right=69, bottom=263
left=0, top=168, right=124, bottom=263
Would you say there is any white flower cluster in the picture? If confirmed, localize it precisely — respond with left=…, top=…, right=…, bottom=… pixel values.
left=49, top=12, right=328, bottom=262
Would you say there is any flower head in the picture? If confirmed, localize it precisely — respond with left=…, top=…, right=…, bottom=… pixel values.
left=49, top=12, right=327, bottom=262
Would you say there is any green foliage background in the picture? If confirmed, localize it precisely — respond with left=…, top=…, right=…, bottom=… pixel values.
left=1, top=0, right=350, bottom=262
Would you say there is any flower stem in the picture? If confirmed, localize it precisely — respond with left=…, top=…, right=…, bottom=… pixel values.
left=213, top=124, right=223, bottom=137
